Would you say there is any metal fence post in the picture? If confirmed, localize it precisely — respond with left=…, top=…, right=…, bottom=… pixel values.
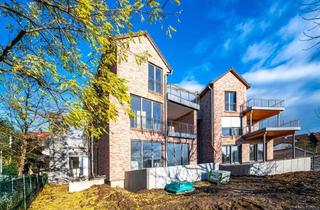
left=11, top=177, right=14, bottom=193
left=23, top=175, right=27, bottom=210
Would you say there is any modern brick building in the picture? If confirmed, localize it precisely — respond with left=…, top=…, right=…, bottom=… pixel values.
left=91, top=32, right=199, bottom=187
left=198, top=69, right=301, bottom=165
left=91, top=32, right=301, bottom=187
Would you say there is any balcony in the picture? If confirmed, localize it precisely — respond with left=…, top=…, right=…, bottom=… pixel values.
left=167, top=84, right=200, bottom=110
left=130, top=116, right=163, bottom=132
left=241, top=98, right=285, bottom=122
left=242, top=118, right=301, bottom=140
left=167, top=120, right=196, bottom=139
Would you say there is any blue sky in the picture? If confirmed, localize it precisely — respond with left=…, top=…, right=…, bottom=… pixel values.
left=137, top=0, right=320, bottom=133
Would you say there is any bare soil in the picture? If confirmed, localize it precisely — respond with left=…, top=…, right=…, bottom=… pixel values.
left=30, top=171, right=320, bottom=210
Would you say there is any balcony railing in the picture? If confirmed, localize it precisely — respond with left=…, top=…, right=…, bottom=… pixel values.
left=167, top=84, right=200, bottom=110
left=130, top=116, right=163, bottom=132
left=167, top=120, right=196, bottom=139
left=242, top=119, right=300, bottom=135
left=241, top=98, right=285, bottom=112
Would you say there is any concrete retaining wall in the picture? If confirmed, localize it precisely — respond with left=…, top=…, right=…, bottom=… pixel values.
left=125, top=163, right=216, bottom=191
left=220, top=157, right=311, bottom=176
left=69, top=179, right=105, bottom=192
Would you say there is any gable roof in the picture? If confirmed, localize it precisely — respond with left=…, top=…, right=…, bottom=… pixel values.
left=116, top=31, right=172, bottom=73
left=200, top=68, right=251, bottom=97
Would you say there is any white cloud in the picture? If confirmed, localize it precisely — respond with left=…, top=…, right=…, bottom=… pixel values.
left=242, top=41, right=274, bottom=63
left=236, top=20, right=255, bottom=39
left=176, top=76, right=204, bottom=93
left=243, top=63, right=320, bottom=84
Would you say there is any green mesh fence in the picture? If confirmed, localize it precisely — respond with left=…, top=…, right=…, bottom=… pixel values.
left=0, top=174, right=48, bottom=210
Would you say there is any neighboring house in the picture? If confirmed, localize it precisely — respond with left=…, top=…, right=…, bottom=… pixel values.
left=197, top=69, right=301, bottom=165
left=91, top=32, right=199, bottom=187
left=46, top=128, right=89, bottom=183
left=273, top=132, right=320, bottom=159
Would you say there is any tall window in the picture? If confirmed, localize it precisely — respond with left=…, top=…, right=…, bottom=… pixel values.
left=222, top=145, right=241, bottom=164
left=167, top=143, right=189, bottom=166
left=131, top=140, right=163, bottom=170
left=148, top=63, right=162, bottom=94
left=249, top=144, right=264, bottom=162
left=130, top=95, right=162, bottom=131
left=225, top=91, right=237, bottom=111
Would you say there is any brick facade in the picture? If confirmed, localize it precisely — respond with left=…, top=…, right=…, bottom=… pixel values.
left=92, top=33, right=198, bottom=187
left=198, top=70, right=278, bottom=165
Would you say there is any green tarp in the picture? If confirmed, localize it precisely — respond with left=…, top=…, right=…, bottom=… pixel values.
left=165, top=181, right=194, bottom=194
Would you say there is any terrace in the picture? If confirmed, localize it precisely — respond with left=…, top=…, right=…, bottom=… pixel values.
left=167, top=84, right=200, bottom=110
left=167, top=120, right=196, bottom=139
left=241, top=98, right=285, bottom=122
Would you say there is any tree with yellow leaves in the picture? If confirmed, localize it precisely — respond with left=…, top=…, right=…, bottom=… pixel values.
left=0, top=0, right=181, bottom=176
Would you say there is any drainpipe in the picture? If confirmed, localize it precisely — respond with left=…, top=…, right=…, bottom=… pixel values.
left=164, top=76, right=168, bottom=167
left=90, top=134, right=95, bottom=178
left=263, top=132, right=267, bottom=162
left=208, top=85, right=215, bottom=163
left=292, top=132, right=296, bottom=159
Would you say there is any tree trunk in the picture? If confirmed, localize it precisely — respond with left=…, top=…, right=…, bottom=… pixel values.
left=18, top=138, right=27, bottom=176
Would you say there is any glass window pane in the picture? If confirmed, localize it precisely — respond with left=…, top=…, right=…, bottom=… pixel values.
left=130, top=95, right=141, bottom=128
left=167, top=143, right=175, bottom=166
left=230, top=92, right=236, bottom=111
left=250, top=144, right=255, bottom=161
left=181, top=144, right=189, bottom=165
left=155, top=68, right=162, bottom=93
left=131, top=141, right=142, bottom=170
left=152, top=142, right=162, bottom=167
left=148, top=64, right=154, bottom=91
left=222, top=128, right=231, bottom=136
left=257, top=144, right=264, bottom=161
left=222, top=146, right=230, bottom=164
left=153, top=102, right=162, bottom=131
left=174, top=143, right=182, bottom=165
left=225, top=92, right=230, bottom=111
left=143, top=142, right=153, bottom=168
left=142, top=99, right=152, bottom=129
left=231, top=146, right=240, bottom=163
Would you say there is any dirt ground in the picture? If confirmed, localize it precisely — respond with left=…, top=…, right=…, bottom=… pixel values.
left=29, top=171, right=320, bottom=210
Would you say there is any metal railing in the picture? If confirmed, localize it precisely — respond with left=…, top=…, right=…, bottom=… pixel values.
left=167, top=120, right=196, bottom=139
left=0, top=174, right=48, bottom=210
left=241, top=98, right=284, bottom=112
left=243, top=119, right=300, bottom=135
left=167, top=84, right=200, bottom=109
left=130, top=116, right=163, bottom=132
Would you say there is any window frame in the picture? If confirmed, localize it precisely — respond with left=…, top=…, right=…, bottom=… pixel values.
left=221, top=145, right=241, bottom=164
left=224, top=91, right=237, bottom=112
left=167, top=142, right=190, bottom=166
left=249, top=143, right=264, bottom=162
left=130, top=140, right=163, bottom=170
left=130, top=94, right=163, bottom=131
left=148, top=63, right=163, bottom=94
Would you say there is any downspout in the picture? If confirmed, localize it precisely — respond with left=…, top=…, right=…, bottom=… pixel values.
left=90, top=134, right=95, bottom=178
left=164, top=74, right=169, bottom=167
left=208, top=85, right=215, bottom=163
left=263, top=132, right=267, bottom=162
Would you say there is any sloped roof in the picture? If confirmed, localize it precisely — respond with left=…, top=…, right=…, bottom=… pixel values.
left=116, top=31, right=172, bottom=73
left=200, top=68, right=251, bottom=97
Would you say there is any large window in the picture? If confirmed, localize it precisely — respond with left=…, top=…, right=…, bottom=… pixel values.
left=225, top=91, right=237, bottom=111
left=130, top=95, right=162, bottom=131
left=148, top=63, right=162, bottom=94
left=249, top=144, right=264, bottom=162
left=167, top=143, right=189, bottom=166
left=222, top=145, right=241, bottom=164
left=131, top=140, right=163, bottom=170
left=221, top=117, right=241, bottom=137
